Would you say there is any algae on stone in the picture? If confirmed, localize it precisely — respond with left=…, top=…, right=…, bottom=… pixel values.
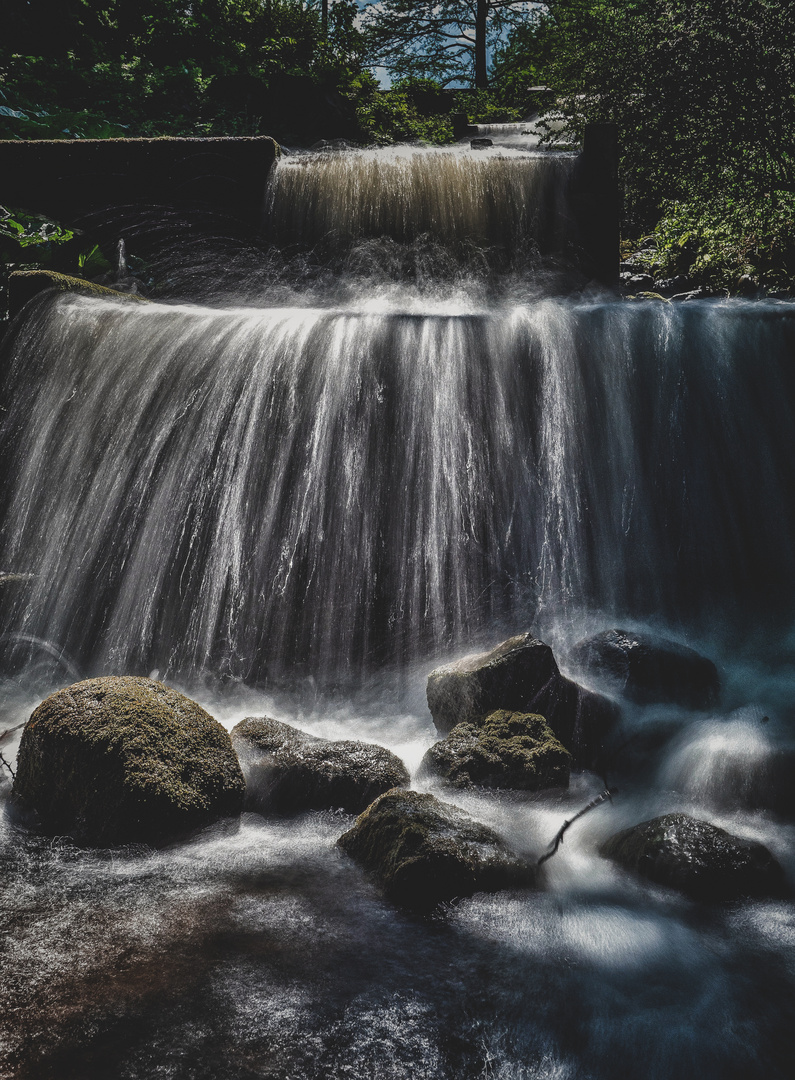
left=419, top=709, right=572, bottom=791
left=13, top=676, right=245, bottom=845
left=338, top=788, right=534, bottom=910
left=231, top=715, right=409, bottom=815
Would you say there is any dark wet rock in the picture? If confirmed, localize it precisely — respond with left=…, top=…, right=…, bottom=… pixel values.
left=338, top=788, right=534, bottom=909
left=426, top=633, right=617, bottom=768
left=569, top=628, right=719, bottom=710
left=600, top=812, right=787, bottom=901
left=621, top=273, right=654, bottom=292
left=736, top=274, right=760, bottom=297
left=12, top=676, right=245, bottom=846
left=654, top=275, right=690, bottom=296
left=671, top=285, right=723, bottom=302
left=470, top=138, right=493, bottom=148
left=419, top=709, right=571, bottom=791
left=231, top=716, right=409, bottom=815
left=626, top=291, right=669, bottom=303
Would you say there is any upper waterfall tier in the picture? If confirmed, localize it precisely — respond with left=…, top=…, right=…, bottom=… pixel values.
left=263, top=145, right=577, bottom=274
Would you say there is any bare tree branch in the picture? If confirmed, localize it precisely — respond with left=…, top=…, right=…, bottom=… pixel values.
left=537, top=788, right=618, bottom=867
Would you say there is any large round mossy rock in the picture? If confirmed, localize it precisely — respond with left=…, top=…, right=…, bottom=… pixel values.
left=419, top=709, right=572, bottom=791
left=338, top=788, right=534, bottom=910
left=426, top=632, right=617, bottom=768
left=231, top=716, right=409, bottom=815
left=12, top=676, right=245, bottom=846
left=600, top=812, right=787, bottom=901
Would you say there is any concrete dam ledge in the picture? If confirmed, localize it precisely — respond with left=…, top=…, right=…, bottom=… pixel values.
left=0, top=126, right=618, bottom=288
left=0, top=136, right=280, bottom=222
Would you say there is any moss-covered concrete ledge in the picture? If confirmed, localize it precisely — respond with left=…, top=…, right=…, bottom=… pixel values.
left=8, top=269, right=150, bottom=319
left=0, top=136, right=279, bottom=223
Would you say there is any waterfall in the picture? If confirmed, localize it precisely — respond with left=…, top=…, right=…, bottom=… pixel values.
left=263, top=145, right=577, bottom=269
left=3, top=143, right=795, bottom=1080
left=2, top=287, right=794, bottom=682
left=3, top=144, right=795, bottom=683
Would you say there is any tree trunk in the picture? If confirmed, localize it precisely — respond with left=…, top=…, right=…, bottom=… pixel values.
left=475, top=0, right=489, bottom=88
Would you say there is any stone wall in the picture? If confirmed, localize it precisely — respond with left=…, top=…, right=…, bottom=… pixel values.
left=0, top=136, right=279, bottom=222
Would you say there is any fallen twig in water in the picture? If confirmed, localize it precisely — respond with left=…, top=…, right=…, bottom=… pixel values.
left=537, top=788, right=617, bottom=866
left=0, top=748, right=15, bottom=781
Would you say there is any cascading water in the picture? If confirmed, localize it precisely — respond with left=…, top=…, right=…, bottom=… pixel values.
left=3, top=294, right=795, bottom=682
left=263, top=144, right=575, bottom=259
left=1, top=139, right=795, bottom=1079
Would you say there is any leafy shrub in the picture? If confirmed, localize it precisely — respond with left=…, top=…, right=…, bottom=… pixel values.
left=652, top=197, right=795, bottom=292
left=356, top=81, right=454, bottom=145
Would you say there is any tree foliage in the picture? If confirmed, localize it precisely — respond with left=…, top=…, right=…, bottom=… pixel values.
left=0, top=1, right=367, bottom=138
left=493, top=0, right=795, bottom=288
left=362, top=1, right=539, bottom=89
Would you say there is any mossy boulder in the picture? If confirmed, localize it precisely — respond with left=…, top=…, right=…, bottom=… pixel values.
left=426, top=633, right=617, bottom=768
left=12, top=676, right=245, bottom=846
left=569, top=629, right=719, bottom=710
left=231, top=716, right=410, bottom=815
left=338, top=788, right=534, bottom=910
left=419, top=709, right=572, bottom=791
left=600, top=812, right=787, bottom=901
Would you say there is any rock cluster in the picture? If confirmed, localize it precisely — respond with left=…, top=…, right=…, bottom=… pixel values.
left=231, top=716, right=409, bottom=814
left=9, top=635, right=787, bottom=912
left=426, top=632, right=617, bottom=771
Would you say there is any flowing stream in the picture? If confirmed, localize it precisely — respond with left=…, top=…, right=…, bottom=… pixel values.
left=1, top=139, right=795, bottom=1079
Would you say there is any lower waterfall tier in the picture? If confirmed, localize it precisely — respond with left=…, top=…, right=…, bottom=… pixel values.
left=2, top=294, right=795, bottom=680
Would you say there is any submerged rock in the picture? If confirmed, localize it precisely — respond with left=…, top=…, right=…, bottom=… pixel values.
left=231, top=716, right=409, bottom=815
left=600, top=812, right=787, bottom=901
left=659, top=713, right=795, bottom=818
left=12, top=676, right=245, bottom=846
left=426, top=633, right=616, bottom=768
left=338, top=788, right=534, bottom=909
left=569, top=628, right=719, bottom=710
left=419, top=709, right=571, bottom=791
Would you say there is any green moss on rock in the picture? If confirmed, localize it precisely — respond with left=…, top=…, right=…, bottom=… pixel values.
left=13, top=676, right=245, bottom=845
left=338, top=788, right=534, bottom=910
left=9, top=268, right=149, bottom=305
left=600, top=812, right=788, bottom=901
left=419, top=709, right=572, bottom=791
left=231, top=716, right=410, bottom=815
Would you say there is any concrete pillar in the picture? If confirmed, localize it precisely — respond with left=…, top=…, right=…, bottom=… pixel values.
left=572, top=124, right=620, bottom=292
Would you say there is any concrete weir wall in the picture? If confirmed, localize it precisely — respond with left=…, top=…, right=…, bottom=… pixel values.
left=0, top=136, right=279, bottom=222
left=572, top=124, right=620, bottom=292
left=0, top=129, right=618, bottom=289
